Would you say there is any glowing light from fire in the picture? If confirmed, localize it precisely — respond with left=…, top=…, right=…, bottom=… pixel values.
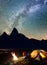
left=30, top=50, right=39, bottom=58
left=11, top=52, right=18, bottom=61
left=40, top=52, right=46, bottom=59
left=30, top=49, right=47, bottom=60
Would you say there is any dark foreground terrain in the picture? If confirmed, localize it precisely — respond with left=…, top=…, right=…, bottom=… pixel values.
left=0, top=49, right=47, bottom=65
left=15, top=56, right=47, bottom=65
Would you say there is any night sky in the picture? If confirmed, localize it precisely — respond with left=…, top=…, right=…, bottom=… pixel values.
left=0, top=0, right=47, bottom=40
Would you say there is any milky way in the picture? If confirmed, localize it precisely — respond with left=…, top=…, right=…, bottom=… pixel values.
left=0, top=0, right=47, bottom=39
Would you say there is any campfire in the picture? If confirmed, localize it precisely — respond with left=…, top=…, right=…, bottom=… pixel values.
left=11, top=52, right=18, bottom=61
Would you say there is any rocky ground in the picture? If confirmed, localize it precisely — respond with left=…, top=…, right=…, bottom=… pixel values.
left=14, top=56, right=47, bottom=65
left=0, top=56, right=47, bottom=65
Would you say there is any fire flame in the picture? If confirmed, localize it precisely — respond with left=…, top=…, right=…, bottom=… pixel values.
left=11, top=52, right=18, bottom=61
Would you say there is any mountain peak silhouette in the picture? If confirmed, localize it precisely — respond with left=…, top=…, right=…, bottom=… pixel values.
left=1, top=32, right=8, bottom=37
left=0, top=28, right=47, bottom=50
left=10, top=28, right=18, bottom=39
left=11, top=28, right=18, bottom=34
left=3, top=32, right=7, bottom=35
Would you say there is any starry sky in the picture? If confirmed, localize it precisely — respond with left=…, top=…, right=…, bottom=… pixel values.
left=0, top=0, right=47, bottom=40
